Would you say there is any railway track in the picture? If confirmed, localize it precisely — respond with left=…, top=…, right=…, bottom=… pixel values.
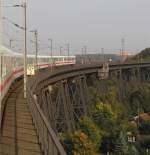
left=0, top=79, right=42, bottom=155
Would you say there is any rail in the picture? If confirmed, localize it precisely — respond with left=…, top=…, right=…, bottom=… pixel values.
left=31, top=61, right=150, bottom=93
left=27, top=86, right=67, bottom=155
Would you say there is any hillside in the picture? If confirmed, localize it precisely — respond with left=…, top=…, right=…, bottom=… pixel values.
left=132, top=48, right=150, bottom=61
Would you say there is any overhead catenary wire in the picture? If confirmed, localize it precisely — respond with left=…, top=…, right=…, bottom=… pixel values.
left=3, top=16, right=24, bottom=30
left=0, top=4, right=24, bottom=8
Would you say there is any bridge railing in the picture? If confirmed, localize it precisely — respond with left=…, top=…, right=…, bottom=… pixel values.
left=27, top=87, right=67, bottom=155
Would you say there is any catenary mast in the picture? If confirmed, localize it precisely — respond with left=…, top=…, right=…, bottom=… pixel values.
left=0, top=0, right=3, bottom=47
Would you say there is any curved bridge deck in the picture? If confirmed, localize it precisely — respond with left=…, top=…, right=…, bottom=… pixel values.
left=0, top=79, right=42, bottom=155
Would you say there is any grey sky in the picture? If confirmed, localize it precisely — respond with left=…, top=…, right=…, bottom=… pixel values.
left=3, top=0, right=150, bottom=55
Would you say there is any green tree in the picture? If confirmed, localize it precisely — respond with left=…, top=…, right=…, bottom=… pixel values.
left=78, top=116, right=102, bottom=148
left=92, top=103, right=117, bottom=134
left=61, top=131, right=99, bottom=155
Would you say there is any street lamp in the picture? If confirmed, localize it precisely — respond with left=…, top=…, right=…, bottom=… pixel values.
left=11, top=2, right=27, bottom=98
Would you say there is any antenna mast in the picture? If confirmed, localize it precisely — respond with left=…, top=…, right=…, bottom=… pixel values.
left=121, top=38, right=125, bottom=57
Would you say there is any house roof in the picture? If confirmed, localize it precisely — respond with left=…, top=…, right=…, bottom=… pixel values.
left=139, top=113, right=150, bottom=122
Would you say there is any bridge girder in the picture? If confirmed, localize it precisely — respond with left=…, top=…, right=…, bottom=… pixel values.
left=32, top=63, right=150, bottom=133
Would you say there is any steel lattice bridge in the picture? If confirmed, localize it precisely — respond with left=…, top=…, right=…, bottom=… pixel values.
left=0, top=61, right=150, bottom=155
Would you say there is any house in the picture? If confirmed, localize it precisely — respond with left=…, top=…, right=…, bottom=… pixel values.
left=134, top=113, right=150, bottom=123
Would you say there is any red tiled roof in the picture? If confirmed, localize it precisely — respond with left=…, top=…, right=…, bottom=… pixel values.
left=139, top=113, right=150, bottom=121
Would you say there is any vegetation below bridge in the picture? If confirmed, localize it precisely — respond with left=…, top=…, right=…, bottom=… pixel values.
left=59, top=49, right=150, bottom=155
left=60, top=78, right=150, bottom=155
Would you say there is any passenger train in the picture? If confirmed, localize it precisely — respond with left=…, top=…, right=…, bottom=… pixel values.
left=0, top=45, right=75, bottom=123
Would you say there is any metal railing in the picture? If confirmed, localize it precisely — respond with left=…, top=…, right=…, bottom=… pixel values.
left=27, top=87, right=67, bottom=155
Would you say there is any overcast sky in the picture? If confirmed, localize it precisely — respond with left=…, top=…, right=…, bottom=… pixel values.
left=3, top=0, right=150, bottom=55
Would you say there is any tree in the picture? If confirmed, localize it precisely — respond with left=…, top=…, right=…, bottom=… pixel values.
left=78, top=116, right=102, bottom=148
left=92, top=103, right=119, bottom=153
left=127, top=48, right=150, bottom=61
left=61, top=131, right=99, bottom=155
left=92, top=103, right=117, bottom=133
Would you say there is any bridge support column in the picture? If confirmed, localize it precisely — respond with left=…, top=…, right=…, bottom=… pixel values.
left=37, top=89, right=56, bottom=131
left=110, top=69, right=122, bottom=80
left=136, top=67, right=141, bottom=81
left=60, top=80, right=75, bottom=133
left=140, top=68, right=150, bottom=81
left=78, top=76, right=88, bottom=115
left=147, top=68, right=150, bottom=81
left=128, top=68, right=139, bottom=81
left=68, top=75, right=90, bottom=120
left=118, top=69, right=122, bottom=80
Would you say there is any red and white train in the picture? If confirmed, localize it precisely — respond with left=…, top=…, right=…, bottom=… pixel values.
left=0, top=45, right=75, bottom=123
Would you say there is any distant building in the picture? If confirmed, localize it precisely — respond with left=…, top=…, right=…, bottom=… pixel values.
left=127, top=131, right=136, bottom=143
left=139, top=113, right=150, bottom=122
left=76, top=54, right=123, bottom=64
left=134, top=113, right=150, bottom=123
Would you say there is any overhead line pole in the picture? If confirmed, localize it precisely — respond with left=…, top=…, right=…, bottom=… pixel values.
left=84, top=46, right=87, bottom=64
left=67, top=43, right=70, bottom=60
left=23, top=1, right=27, bottom=98
left=35, top=30, right=38, bottom=70
left=101, top=48, right=104, bottom=63
left=81, top=47, right=84, bottom=64
left=48, top=38, right=53, bottom=71
left=0, top=0, right=3, bottom=129
left=30, top=30, right=38, bottom=70
left=10, top=39, right=13, bottom=48
left=121, top=38, right=125, bottom=57
left=60, top=46, right=63, bottom=56
left=0, top=0, right=3, bottom=47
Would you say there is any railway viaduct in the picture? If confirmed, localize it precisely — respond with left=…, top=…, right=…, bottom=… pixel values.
left=0, top=61, right=150, bottom=155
